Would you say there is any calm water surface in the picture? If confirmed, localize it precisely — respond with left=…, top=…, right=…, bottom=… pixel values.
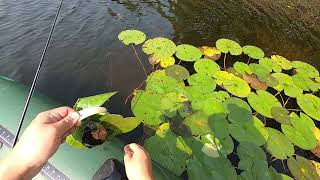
left=0, top=0, right=320, bottom=116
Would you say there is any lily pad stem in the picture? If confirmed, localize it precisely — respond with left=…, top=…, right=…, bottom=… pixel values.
left=223, top=53, right=227, bottom=70
left=124, top=79, right=146, bottom=104
left=247, top=57, right=250, bottom=64
left=284, top=97, right=290, bottom=108
left=131, top=45, right=148, bottom=78
left=286, top=109, right=302, bottom=112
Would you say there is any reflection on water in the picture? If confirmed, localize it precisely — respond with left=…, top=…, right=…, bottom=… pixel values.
left=0, top=0, right=319, bottom=116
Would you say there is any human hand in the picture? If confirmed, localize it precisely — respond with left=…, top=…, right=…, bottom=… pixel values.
left=123, top=143, right=153, bottom=180
left=0, top=107, right=80, bottom=179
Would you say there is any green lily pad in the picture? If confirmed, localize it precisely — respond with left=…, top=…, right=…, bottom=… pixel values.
left=131, top=91, right=164, bottom=125
left=265, top=128, right=294, bottom=160
left=175, top=44, right=202, bottom=62
left=98, top=113, right=142, bottom=136
left=195, top=134, right=234, bottom=158
left=229, top=116, right=269, bottom=146
left=177, top=101, right=192, bottom=118
left=259, top=57, right=282, bottom=73
left=243, top=45, right=265, bottom=59
left=187, top=159, right=215, bottom=180
left=224, top=97, right=252, bottom=123
left=271, top=106, right=291, bottom=124
left=66, top=134, right=86, bottom=149
left=74, top=92, right=117, bottom=110
left=216, top=38, right=242, bottom=55
left=269, top=167, right=294, bottom=180
left=293, top=75, right=319, bottom=92
left=165, top=64, right=190, bottom=81
left=249, top=63, right=271, bottom=82
left=146, top=70, right=182, bottom=94
left=160, top=92, right=182, bottom=118
left=194, top=58, right=220, bottom=77
left=247, top=90, right=282, bottom=118
left=188, top=73, right=216, bottom=93
left=281, top=112, right=317, bottom=150
left=183, top=111, right=211, bottom=135
left=118, top=29, right=146, bottom=45
left=239, top=160, right=271, bottom=180
left=292, top=61, right=319, bottom=78
left=142, top=37, right=176, bottom=59
left=233, top=62, right=253, bottom=75
left=271, top=55, right=292, bottom=70
left=287, top=155, right=319, bottom=180
left=272, top=73, right=303, bottom=97
left=237, top=142, right=266, bottom=170
left=210, top=118, right=230, bottom=139
left=144, top=123, right=192, bottom=176
left=214, top=71, right=251, bottom=97
left=297, top=94, right=320, bottom=121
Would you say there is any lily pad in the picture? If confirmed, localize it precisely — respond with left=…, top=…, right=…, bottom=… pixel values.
left=131, top=91, right=164, bottom=125
left=187, top=159, right=215, bottom=180
left=243, top=74, right=267, bottom=90
left=142, top=37, right=176, bottom=59
left=293, top=75, right=319, bottom=92
left=188, top=73, right=216, bottom=93
left=224, top=97, right=252, bottom=123
left=269, top=167, right=294, bottom=180
left=237, top=142, right=266, bottom=170
left=176, top=44, right=202, bottom=62
left=196, top=134, right=234, bottom=158
left=160, top=92, right=182, bottom=117
left=159, top=56, right=175, bottom=68
left=74, top=92, right=117, bottom=110
left=194, top=58, right=220, bottom=77
left=265, top=128, right=294, bottom=160
left=229, top=116, right=269, bottom=146
left=234, top=62, right=252, bottom=75
left=144, top=123, right=192, bottom=176
left=165, top=64, right=190, bottom=81
left=259, top=57, right=282, bottom=73
left=216, top=38, right=242, bottom=55
left=297, top=94, right=320, bottom=121
left=249, top=63, right=271, bottom=82
left=214, top=71, right=251, bottom=97
left=247, top=90, right=282, bottom=118
left=66, top=134, right=86, bottom=149
left=292, top=61, right=319, bottom=78
left=287, top=155, right=319, bottom=180
left=239, top=160, right=271, bottom=180
left=271, top=106, right=291, bottom=124
left=199, top=46, right=221, bottom=61
left=281, top=112, right=317, bottom=150
left=183, top=111, right=211, bottom=135
left=146, top=70, right=182, bottom=94
left=271, top=55, right=292, bottom=70
left=272, top=73, right=303, bottom=97
left=118, top=29, right=146, bottom=45
left=243, top=45, right=265, bottom=59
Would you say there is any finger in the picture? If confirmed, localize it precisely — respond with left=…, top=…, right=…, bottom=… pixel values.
left=123, top=145, right=134, bottom=163
left=37, top=107, right=75, bottom=124
left=61, top=126, right=76, bottom=139
left=54, top=112, right=80, bottom=136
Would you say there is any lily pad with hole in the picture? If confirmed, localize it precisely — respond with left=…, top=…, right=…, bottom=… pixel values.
left=237, top=142, right=266, bottom=170
left=243, top=45, right=265, bottom=59
left=143, top=123, right=192, bottom=176
left=281, top=112, right=317, bottom=150
left=293, top=75, right=319, bottom=92
left=216, top=38, right=242, bottom=55
left=194, top=59, right=220, bottom=77
left=224, top=97, right=252, bottom=124
left=265, top=128, right=294, bottom=160
left=229, top=116, right=269, bottom=146
left=271, top=55, right=292, bottom=70
left=297, top=94, right=320, bottom=121
left=118, top=29, right=146, bottom=45
left=175, top=44, right=202, bottom=62
left=271, top=106, right=291, bottom=124
left=214, top=71, right=251, bottom=97
left=287, top=155, right=320, bottom=180
left=247, top=90, right=282, bottom=118
left=259, top=57, right=282, bottom=73
left=165, top=64, right=190, bottom=81
left=272, top=73, right=303, bottom=97
left=74, top=92, right=117, bottom=110
left=159, top=56, right=175, bottom=68
left=131, top=90, right=164, bottom=125
left=199, top=46, right=222, bottom=61
left=234, top=62, right=253, bottom=75
left=188, top=73, right=216, bottom=93
left=292, top=61, right=319, bottom=78
left=142, top=37, right=176, bottom=59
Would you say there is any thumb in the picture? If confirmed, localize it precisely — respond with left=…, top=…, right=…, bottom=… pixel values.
left=54, top=112, right=80, bottom=136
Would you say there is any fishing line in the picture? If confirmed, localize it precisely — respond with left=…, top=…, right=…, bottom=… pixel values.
left=12, top=0, right=65, bottom=147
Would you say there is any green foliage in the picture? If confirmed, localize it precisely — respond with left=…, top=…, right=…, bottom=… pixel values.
left=73, top=92, right=117, bottom=110
left=176, top=44, right=203, bottom=62
left=142, top=37, right=176, bottom=59
left=194, top=59, right=220, bottom=77
left=292, top=61, right=319, bottom=78
left=243, top=45, right=265, bottom=59
left=265, top=128, right=294, bottom=160
left=272, top=73, right=303, bottom=97
left=216, top=38, right=242, bottom=55
left=118, top=30, right=146, bottom=45
left=271, top=55, right=292, bottom=70
left=287, top=155, right=320, bottom=180
left=297, top=94, right=320, bottom=121
left=165, top=64, right=190, bottom=81
left=233, top=62, right=252, bottom=75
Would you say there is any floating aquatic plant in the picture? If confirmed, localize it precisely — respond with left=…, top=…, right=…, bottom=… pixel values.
left=68, top=30, right=320, bottom=180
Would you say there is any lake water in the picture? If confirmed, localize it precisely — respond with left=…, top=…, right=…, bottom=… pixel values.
left=1, top=0, right=320, bottom=117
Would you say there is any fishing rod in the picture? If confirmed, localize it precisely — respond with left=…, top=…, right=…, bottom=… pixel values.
left=12, top=0, right=65, bottom=147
